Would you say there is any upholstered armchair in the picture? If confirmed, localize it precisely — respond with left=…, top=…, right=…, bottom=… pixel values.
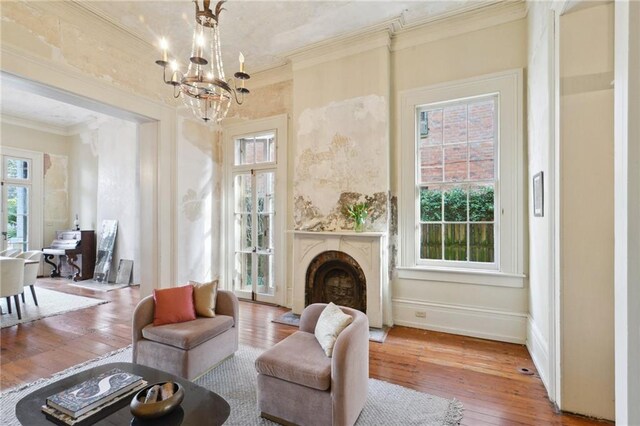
left=1, top=258, right=25, bottom=319
left=16, top=250, right=42, bottom=305
left=255, top=303, right=369, bottom=426
left=132, top=289, right=239, bottom=380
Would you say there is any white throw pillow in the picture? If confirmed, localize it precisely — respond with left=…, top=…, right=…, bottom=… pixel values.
left=314, top=302, right=354, bottom=357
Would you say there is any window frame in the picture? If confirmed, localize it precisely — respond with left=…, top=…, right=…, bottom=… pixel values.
left=399, top=69, right=524, bottom=286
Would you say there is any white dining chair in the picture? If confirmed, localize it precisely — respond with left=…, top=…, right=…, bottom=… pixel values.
left=16, top=250, right=42, bottom=306
left=0, top=257, right=25, bottom=319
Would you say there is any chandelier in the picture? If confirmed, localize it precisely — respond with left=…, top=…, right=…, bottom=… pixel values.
left=156, top=0, right=250, bottom=123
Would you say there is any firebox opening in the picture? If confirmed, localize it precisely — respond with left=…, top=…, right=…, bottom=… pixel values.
left=305, top=250, right=366, bottom=313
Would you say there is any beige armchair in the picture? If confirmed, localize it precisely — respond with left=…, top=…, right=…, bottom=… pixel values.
left=255, top=303, right=369, bottom=426
left=132, top=289, right=239, bottom=380
left=0, top=249, right=21, bottom=257
left=1, top=258, right=25, bottom=319
left=16, top=250, right=42, bottom=306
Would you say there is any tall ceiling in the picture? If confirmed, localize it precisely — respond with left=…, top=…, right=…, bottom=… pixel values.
left=84, top=0, right=493, bottom=73
left=1, top=0, right=497, bottom=128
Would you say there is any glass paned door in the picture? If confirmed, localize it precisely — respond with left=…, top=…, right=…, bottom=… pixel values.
left=232, top=169, right=277, bottom=303
left=1, top=156, right=32, bottom=252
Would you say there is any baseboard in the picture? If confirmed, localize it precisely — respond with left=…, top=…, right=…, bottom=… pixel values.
left=392, top=298, right=527, bottom=344
left=526, top=316, right=550, bottom=390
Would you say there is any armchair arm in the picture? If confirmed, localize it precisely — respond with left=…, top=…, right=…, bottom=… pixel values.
left=132, top=295, right=154, bottom=362
left=299, top=303, right=328, bottom=333
left=331, top=308, right=369, bottom=426
left=215, top=290, right=239, bottom=326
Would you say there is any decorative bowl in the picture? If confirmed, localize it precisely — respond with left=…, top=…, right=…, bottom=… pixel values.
left=130, top=382, right=184, bottom=419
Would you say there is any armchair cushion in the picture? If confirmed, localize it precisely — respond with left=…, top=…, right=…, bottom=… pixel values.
left=142, top=315, right=234, bottom=350
left=190, top=280, right=218, bottom=318
left=153, top=285, right=196, bottom=326
left=255, top=331, right=331, bottom=391
left=315, top=302, right=353, bottom=357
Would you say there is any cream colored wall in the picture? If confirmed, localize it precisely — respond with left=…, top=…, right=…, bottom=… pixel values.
left=1, top=122, right=69, bottom=155
left=559, top=3, right=615, bottom=419
left=68, top=133, right=98, bottom=232
left=392, top=18, right=529, bottom=342
left=175, top=112, right=220, bottom=284
left=525, top=0, right=554, bottom=391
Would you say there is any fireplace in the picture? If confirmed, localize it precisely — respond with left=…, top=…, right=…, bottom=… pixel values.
left=305, top=250, right=366, bottom=312
left=291, top=230, right=390, bottom=328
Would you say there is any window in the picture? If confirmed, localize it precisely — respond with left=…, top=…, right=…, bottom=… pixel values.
left=418, top=96, right=497, bottom=264
left=399, top=70, right=524, bottom=285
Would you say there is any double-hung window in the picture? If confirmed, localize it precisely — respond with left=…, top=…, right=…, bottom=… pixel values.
left=399, top=70, right=524, bottom=285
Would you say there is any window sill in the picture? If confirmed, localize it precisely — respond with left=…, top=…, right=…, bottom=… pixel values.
left=396, top=266, right=526, bottom=288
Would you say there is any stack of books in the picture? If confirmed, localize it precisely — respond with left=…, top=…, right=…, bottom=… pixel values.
left=41, top=368, right=146, bottom=425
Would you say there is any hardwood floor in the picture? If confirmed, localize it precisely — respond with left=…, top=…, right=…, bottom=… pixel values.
left=1, top=279, right=610, bottom=425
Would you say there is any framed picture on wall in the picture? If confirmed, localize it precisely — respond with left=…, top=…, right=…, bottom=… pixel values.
left=533, top=172, right=544, bottom=217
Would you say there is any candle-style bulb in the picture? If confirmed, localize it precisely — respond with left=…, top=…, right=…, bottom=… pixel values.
left=160, top=37, right=168, bottom=62
left=239, top=52, right=245, bottom=72
left=171, top=60, right=179, bottom=72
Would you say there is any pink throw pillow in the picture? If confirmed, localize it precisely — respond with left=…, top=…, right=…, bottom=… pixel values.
left=153, top=285, right=196, bottom=326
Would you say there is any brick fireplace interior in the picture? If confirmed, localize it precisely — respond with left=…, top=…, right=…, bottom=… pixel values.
left=305, top=250, right=366, bottom=312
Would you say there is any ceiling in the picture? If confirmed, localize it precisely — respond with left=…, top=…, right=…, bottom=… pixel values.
left=85, top=0, right=491, bottom=73
left=1, top=0, right=494, bottom=129
left=1, top=85, right=110, bottom=131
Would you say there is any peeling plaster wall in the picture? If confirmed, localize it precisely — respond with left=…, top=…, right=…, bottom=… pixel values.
left=43, top=153, right=69, bottom=244
left=176, top=112, right=221, bottom=284
left=68, top=133, right=98, bottom=232
left=294, top=95, right=389, bottom=231
left=292, top=46, right=391, bottom=235
left=1, top=1, right=167, bottom=102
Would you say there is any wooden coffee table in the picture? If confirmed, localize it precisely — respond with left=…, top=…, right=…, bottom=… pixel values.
left=15, top=362, right=230, bottom=426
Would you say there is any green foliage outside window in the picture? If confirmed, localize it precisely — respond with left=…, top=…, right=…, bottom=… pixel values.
left=420, top=186, right=495, bottom=262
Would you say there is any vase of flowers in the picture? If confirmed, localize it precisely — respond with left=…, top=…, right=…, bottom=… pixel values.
left=345, top=202, right=369, bottom=232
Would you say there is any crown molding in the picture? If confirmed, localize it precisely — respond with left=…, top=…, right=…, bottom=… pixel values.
left=284, top=1, right=524, bottom=72
left=0, top=113, right=104, bottom=137
left=0, top=114, right=70, bottom=136
left=288, top=29, right=391, bottom=72
left=391, top=1, right=528, bottom=52
left=250, top=63, right=293, bottom=89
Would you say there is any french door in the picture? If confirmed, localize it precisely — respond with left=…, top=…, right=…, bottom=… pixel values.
left=225, top=116, right=287, bottom=306
left=1, top=154, right=32, bottom=252
left=233, top=168, right=276, bottom=302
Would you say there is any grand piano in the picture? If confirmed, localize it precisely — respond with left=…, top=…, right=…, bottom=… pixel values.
left=43, top=230, right=96, bottom=281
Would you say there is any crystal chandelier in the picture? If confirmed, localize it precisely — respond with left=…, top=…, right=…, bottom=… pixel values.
left=156, top=0, right=250, bottom=123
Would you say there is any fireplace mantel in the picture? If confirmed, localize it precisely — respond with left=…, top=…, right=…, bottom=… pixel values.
left=290, top=230, right=390, bottom=328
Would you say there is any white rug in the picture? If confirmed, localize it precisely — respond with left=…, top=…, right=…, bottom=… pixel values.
left=0, top=345, right=463, bottom=425
left=68, top=280, right=131, bottom=292
left=0, top=288, right=108, bottom=328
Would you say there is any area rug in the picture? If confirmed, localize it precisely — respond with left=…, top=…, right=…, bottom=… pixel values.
left=0, top=345, right=463, bottom=426
left=67, top=280, right=131, bottom=292
left=272, top=310, right=391, bottom=343
left=0, top=288, right=108, bottom=328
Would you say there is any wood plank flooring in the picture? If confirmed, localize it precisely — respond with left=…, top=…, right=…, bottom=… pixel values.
left=1, top=278, right=611, bottom=425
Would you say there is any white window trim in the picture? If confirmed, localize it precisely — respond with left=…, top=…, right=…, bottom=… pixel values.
left=222, top=114, right=288, bottom=305
left=399, top=69, right=524, bottom=287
